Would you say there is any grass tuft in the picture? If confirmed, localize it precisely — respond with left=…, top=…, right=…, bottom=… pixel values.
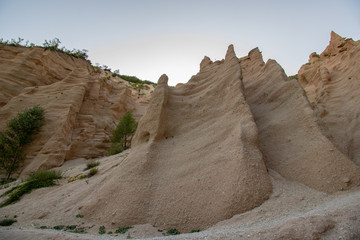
left=0, top=219, right=17, bottom=226
left=53, top=225, right=65, bottom=230
left=167, top=228, right=180, bottom=235
left=0, top=170, right=61, bottom=207
left=115, top=226, right=133, bottom=234
left=99, top=225, right=106, bottom=234
left=84, top=161, right=99, bottom=170
left=88, top=168, right=98, bottom=177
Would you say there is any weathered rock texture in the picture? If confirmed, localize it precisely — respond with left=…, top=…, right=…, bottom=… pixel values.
left=239, top=47, right=360, bottom=193
left=299, top=31, right=360, bottom=167
left=0, top=45, right=153, bottom=175
left=1, top=32, right=360, bottom=237
left=80, top=45, right=272, bottom=232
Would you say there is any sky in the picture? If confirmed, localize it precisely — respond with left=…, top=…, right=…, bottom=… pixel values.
left=0, top=0, right=359, bottom=86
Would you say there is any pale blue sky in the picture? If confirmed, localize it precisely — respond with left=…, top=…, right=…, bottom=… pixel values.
left=1, top=0, right=359, bottom=85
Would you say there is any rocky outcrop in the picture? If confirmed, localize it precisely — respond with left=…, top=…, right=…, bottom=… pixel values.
left=1, top=33, right=360, bottom=235
left=0, top=45, right=153, bottom=175
left=298, top=31, right=360, bottom=166
left=80, top=45, right=272, bottom=232
left=240, top=47, right=360, bottom=193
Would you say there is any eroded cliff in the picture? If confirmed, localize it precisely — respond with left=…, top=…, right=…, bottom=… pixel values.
left=79, top=45, right=272, bottom=232
left=0, top=45, right=153, bottom=175
left=299, top=31, right=360, bottom=167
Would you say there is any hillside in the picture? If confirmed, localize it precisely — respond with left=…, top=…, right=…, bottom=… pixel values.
left=0, top=32, right=360, bottom=239
left=0, top=45, right=154, bottom=175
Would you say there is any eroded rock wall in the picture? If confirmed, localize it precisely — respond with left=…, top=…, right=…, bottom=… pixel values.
left=298, top=31, right=360, bottom=167
left=0, top=45, right=152, bottom=175
left=240, top=47, right=360, bottom=193
left=80, top=45, right=272, bottom=232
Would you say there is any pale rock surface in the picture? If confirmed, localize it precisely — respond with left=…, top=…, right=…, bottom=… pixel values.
left=1, top=34, right=360, bottom=239
left=79, top=45, right=272, bottom=232
left=0, top=45, right=153, bottom=175
left=299, top=31, right=360, bottom=167
left=239, top=47, right=360, bottom=193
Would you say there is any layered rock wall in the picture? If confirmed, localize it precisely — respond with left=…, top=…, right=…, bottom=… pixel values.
left=0, top=45, right=152, bottom=174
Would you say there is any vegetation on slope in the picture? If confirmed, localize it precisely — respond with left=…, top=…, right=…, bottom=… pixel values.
left=107, top=111, right=138, bottom=155
left=0, top=106, right=45, bottom=180
left=0, top=37, right=156, bottom=85
left=0, top=37, right=89, bottom=61
left=0, top=170, right=61, bottom=207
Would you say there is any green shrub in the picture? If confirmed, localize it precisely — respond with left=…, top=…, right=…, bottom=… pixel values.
left=191, top=229, right=200, bottom=233
left=106, top=142, right=123, bottom=156
left=0, top=186, right=18, bottom=197
left=65, top=225, right=77, bottom=231
left=0, top=170, right=61, bottom=207
left=43, top=38, right=61, bottom=51
left=88, top=168, right=98, bottom=177
left=0, top=219, right=16, bottom=226
left=0, top=37, right=24, bottom=47
left=85, top=161, right=99, bottom=170
left=107, top=111, right=137, bottom=156
left=167, top=228, right=180, bottom=235
left=0, top=105, right=45, bottom=179
left=99, top=225, right=106, bottom=234
left=1, top=37, right=89, bottom=61
left=115, top=226, right=133, bottom=234
left=76, top=214, right=83, bottom=218
left=110, top=73, right=155, bottom=85
left=288, top=74, right=299, bottom=80
left=53, top=225, right=65, bottom=230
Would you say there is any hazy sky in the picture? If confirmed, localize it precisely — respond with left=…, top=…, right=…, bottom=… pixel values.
left=1, top=0, right=359, bottom=85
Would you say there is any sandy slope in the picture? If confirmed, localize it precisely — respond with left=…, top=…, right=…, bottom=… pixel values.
left=77, top=45, right=272, bottom=232
left=1, top=154, right=359, bottom=239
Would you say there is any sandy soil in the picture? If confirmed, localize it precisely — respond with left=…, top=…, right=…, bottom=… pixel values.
left=1, top=152, right=359, bottom=240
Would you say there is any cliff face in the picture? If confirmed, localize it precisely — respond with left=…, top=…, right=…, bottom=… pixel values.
left=1, top=33, right=360, bottom=235
left=298, top=31, right=360, bottom=167
left=240, top=47, right=360, bottom=193
left=0, top=45, right=153, bottom=175
left=80, top=45, right=272, bottom=232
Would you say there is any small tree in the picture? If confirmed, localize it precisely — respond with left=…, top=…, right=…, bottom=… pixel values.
left=0, top=106, right=45, bottom=179
left=108, top=111, right=137, bottom=155
left=43, top=38, right=61, bottom=51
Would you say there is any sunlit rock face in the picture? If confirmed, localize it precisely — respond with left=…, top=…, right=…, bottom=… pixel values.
left=299, top=31, right=360, bottom=167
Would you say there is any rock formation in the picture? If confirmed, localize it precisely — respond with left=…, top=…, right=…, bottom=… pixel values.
left=1, top=32, right=360, bottom=238
left=0, top=45, right=153, bottom=175
left=299, top=31, right=360, bottom=167
left=80, top=45, right=272, bottom=232
left=239, top=47, right=360, bottom=193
